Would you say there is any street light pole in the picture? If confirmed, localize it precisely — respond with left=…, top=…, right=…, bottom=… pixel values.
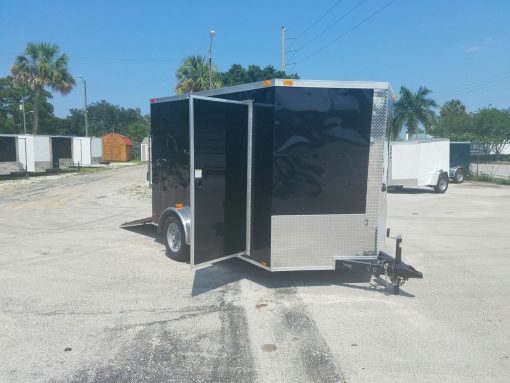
left=20, top=97, right=27, bottom=134
left=281, top=26, right=286, bottom=72
left=79, top=75, right=89, bottom=137
left=208, top=30, right=216, bottom=90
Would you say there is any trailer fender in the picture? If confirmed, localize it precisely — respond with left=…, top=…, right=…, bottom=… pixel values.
left=157, top=206, right=191, bottom=245
left=429, top=170, right=448, bottom=186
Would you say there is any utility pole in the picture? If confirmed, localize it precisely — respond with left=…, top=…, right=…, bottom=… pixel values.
left=208, top=30, right=216, bottom=90
left=20, top=97, right=27, bottom=134
left=281, top=26, right=286, bottom=72
left=79, top=75, right=89, bottom=137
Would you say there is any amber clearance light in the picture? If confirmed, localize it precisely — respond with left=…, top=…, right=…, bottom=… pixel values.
left=175, top=203, right=184, bottom=209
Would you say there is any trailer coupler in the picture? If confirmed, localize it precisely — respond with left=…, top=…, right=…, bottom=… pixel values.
left=369, top=232, right=423, bottom=294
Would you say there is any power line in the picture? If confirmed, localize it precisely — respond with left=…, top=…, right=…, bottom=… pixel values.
left=294, top=0, right=367, bottom=53
left=435, top=76, right=510, bottom=99
left=294, top=0, right=348, bottom=40
left=433, top=71, right=510, bottom=97
left=287, top=0, right=351, bottom=64
left=294, top=0, right=396, bottom=65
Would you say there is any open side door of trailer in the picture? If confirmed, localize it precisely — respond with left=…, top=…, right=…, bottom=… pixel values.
left=189, top=95, right=253, bottom=268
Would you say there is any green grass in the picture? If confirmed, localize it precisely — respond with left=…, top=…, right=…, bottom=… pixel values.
left=468, top=173, right=510, bottom=185
left=0, top=166, right=112, bottom=181
left=60, top=166, right=112, bottom=175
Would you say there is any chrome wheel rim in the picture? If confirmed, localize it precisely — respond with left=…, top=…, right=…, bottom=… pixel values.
left=167, top=223, right=181, bottom=252
left=456, top=172, right=464, bottom=182
left=439, top=178, right=447, bottom=191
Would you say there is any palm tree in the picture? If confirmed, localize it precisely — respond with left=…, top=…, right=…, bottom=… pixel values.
left=440, top=99, right=466, bottom=116
left=393, top=86, right=437, bottom=139
left=11, top=43, right=75, bottom=135
left=175, top=55, right=222, bottom=94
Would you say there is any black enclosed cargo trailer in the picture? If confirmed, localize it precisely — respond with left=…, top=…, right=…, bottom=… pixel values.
left=144, top=79, right=422, bottom=292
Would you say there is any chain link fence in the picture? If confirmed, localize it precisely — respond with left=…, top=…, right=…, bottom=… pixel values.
left=470, top=144, right=510, bottom=181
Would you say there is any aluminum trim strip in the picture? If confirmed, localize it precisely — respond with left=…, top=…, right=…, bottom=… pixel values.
left=189, top=95, right=252, bottom=105
left=192, top=252, right=244, bottom=271
left=245, top=100, right=254, bottom=256
left=333, top=256, right=378, bottom=261
left=270, top=265, right=335, bottom=272
left=189, top=97, right=196, bottom=268
left=274, top=79, right=389, bottom=89
left=150, top=79, right=390, bottom=104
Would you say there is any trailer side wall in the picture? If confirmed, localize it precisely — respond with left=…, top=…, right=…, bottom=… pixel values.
left=151, top=99, right=190, bottom=222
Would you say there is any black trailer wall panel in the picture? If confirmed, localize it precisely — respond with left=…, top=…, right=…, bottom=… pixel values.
left=193, top=99, right=248, bottom=264
left=51, top=137, right=72, bottom=166
left=272, top=87, right=373, bottom=215
left=0, top=137, right=16, bottom=162
left=151, top=99, right=190, bottom=219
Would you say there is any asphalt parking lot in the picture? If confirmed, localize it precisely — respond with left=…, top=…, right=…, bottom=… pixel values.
left=1, top=164, right=509, bottom=383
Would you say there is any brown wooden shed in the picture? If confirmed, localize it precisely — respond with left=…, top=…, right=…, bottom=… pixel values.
left=102, top=133, right=133, bottom=162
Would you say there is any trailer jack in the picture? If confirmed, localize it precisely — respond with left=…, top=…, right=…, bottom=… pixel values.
left=369, top=230, right=423, bottom=294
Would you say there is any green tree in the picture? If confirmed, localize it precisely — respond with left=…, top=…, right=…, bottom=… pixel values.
left=429, top=99, right=472, bottom=140
left=472, top=108, right=510, bottom=160
left=393, top=86, right=437, bottom=139
left=440, top=99, right=466, bottom=116
left=175, top=55, right=222, bottom=94
left=0, top=75, right=56, bottom=134
left=220, top=63, right=299, bottom=87
left=66, top=100, right=144, bottom=137
left=11, top=43, right=75, bottom=134
left=126, top=119, right=149, bottom=143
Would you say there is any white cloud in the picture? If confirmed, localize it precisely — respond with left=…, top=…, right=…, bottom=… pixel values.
left=465, top=46, right=481, bottom=53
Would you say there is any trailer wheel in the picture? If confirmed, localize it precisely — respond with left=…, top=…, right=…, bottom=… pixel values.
left=163, top=215, right=189, bottom=261
left=454, top=168, right=465, bottom=183
left=434, top=174, right=449, bottom=193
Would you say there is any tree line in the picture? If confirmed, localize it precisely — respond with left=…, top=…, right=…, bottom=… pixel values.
left=174, top=55, right=299, bottom=94
left=1, top=43, right=509, bottom=158
left=393, top=86, right=510, bottom=159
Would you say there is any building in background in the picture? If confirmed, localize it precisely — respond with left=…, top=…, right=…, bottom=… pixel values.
left=102, top=133, right=133, bottom=162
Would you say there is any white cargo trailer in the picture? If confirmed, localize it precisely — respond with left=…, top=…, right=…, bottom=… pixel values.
left=0, top=134, right=52, bottom=174
left=73, top=137, right=92, bottom=166
left=91, top=137, right=102, bottom=164
left=388, top=139, right=450, bottom=193
left=140, top=137, right=150, bottom=162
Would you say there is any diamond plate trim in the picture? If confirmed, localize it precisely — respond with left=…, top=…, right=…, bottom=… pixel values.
left=271, top=214, right=369, bottom=268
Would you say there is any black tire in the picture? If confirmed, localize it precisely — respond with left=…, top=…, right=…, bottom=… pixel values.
left=162, top=215, right=189, bottom=261
left=454, top=168, right=465, bottom=183
left=434, top=174, right=449, bottom=193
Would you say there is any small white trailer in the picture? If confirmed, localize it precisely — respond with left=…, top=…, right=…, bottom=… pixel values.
left=73, top=137, right=92, bottom=166
left=0, top=134, right=52, bottom=174
left=91, top=137, right=102, bottom=164
left=388, top=139, right=450, bottom=193
left=72, top=137, right=103, bottom=166
left=140, top=137, right=150, bottom=162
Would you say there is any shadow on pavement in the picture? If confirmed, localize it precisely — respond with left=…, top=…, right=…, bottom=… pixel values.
left=388, top=186, right=436, bottom=194
left=192, top=258, right=415, bottom=298
left=121, top=225, right=415, bottom=298
left=121, top=224, right=163, bottom=245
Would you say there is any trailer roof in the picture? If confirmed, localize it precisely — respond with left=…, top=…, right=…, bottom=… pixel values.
left=150, top=78, right=390, bottom=104
left=391, top=138, right=450, bottom=145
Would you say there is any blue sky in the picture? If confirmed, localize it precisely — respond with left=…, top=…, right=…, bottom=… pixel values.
left=1, top=0, right=509, bottom=117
